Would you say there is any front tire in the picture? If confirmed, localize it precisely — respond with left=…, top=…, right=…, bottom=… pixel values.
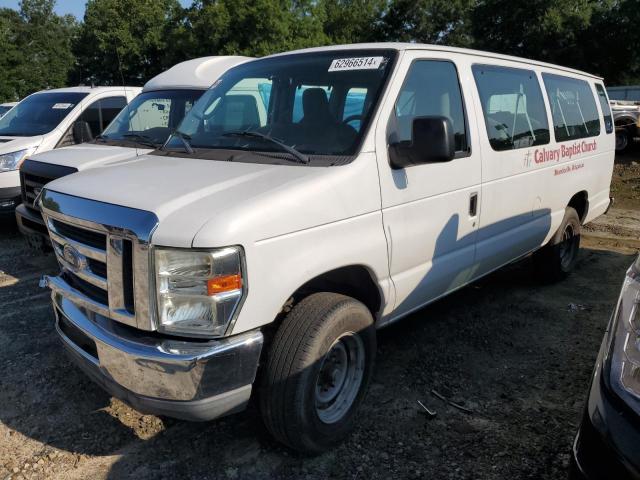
left=259, top=292, right=376, bottom=454
left=615, top=128, right=630, bottom=153
left=534, top=206, right=581, bottom=281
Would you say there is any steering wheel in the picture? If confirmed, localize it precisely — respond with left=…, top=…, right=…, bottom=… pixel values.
left=342, top=114, right=364, bottom=127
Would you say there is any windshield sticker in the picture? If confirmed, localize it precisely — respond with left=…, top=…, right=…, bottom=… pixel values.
left=52, top=103, right=73, bottom=109
left=329, top=57, right=384, bottom=72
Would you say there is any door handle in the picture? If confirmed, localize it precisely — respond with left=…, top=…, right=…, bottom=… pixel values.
left=469, top=192, right=478, bottom=217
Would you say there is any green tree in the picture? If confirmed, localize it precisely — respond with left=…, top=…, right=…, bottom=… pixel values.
left=0, top=8, right=22, bottom=101
left=185, top=0, right=328, bottom=58
left=379, top=0, right=475, bottom=46
left=320, top=0, right=385, bottom=44
left=74, top=0, right=183, bottom=85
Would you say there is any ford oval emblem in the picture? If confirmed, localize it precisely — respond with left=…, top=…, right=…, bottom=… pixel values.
left=62, top=244, right=86, bottom=272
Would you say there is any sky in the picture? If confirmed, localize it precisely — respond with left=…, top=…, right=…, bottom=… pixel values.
left=0, top=0, right=191, bottom=19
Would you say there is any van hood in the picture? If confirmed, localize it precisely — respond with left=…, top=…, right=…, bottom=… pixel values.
left=27, top=143, right=148, bottom=170
left=0, top=135, right=43, bottom=154
left=44, top=152, right=380, bottom=248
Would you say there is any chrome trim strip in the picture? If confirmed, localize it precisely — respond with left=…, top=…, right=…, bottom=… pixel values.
left=46, top=275, right=111, bottom=317
left=107, top=235, right=137, bottom=327
left=49, top=225, right=107, bottom=262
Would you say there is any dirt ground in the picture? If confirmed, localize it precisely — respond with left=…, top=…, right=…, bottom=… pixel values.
left=1, top=149, right=639, bottom=480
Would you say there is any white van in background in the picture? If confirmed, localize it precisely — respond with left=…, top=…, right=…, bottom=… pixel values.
left=0, top=86, right=140, bottom=217
left=39, top=44, right=614, bottom=453
left=15, top=56, right=251, bottom=246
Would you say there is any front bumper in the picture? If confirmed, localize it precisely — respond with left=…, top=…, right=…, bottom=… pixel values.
left=15, top=203, right=50, bottom=249
left=572, top=335, right=640, bottom=479
left=52, top=292, right=263, bottom=421
left=0, top=186, right=21, bottom=216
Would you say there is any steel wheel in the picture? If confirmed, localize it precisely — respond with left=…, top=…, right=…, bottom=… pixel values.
left=315, top=332, right=365, bottom=424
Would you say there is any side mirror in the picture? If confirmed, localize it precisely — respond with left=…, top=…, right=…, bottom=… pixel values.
left=72, top=121, right=93, bottom=144
left=389, top=116, right=456, bottom=169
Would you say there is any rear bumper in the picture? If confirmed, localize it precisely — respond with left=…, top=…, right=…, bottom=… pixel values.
left=52, top=292, right=264, bottom=421
left=0, top=186, right=21, bottom=216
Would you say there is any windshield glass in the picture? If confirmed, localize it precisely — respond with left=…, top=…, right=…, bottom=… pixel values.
left=101, top=89, right=204, bottom=146
left=0, top=105, right=12, bottom=117
left=163, top=50, right=397, bottom=161
left=0, top=92, right=87, bottom=136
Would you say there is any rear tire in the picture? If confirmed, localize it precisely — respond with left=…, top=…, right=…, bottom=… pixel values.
left=259, top=292, right=376, bottom=454
left=615, top=128, right=630, bottom=153
left=534, top=206, right=581, bottom=282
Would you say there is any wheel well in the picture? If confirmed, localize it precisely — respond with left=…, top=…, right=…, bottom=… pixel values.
left=615, top=116, right=638, bottom=132
left=279, top=265, right=382, bottom=319
left=568, top=191, right=589, bottom=223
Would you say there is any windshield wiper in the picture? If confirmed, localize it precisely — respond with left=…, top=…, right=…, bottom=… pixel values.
left=122, top=133, right=160, bottom=148
left=167, top=130, right=194, bottom=154
left=223, top=131, right=309, bottom=164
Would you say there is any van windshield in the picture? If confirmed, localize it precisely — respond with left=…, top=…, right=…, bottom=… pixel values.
left=100, top=89, right=204, bottom=147
left=160, top=50, right=397, bottom=163
left=0, top=92, right=88, bottom=136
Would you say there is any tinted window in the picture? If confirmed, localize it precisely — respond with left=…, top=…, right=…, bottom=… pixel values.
left=595, top=84, right=613, bottom=134
left=343, top=87, right=367, bottom=131
left=0, top=92, right=87, bottom=136
left=392, top=60, right=468, bottom=152
left=472, top=65, right=549, bottom=151
left=102, top=89, right=204, bottom=146
left=542, top=73, right=600, bottom=142
left=79, top=96, right=127, bottom=138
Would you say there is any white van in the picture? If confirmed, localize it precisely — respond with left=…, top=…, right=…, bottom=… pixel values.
left=15, top=56, right=251, bottom=246
left=0, top=86, right=140, bottom=217
left=39, top=44, right=615, bottom=453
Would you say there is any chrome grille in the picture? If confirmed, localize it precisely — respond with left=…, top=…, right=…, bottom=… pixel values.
left=40, top=189, right=159, bottom=331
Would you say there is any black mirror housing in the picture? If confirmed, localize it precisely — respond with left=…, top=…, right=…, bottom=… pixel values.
left=389, top=116, right=456, bottom=169
left=72, top=121, right=93, bottom=144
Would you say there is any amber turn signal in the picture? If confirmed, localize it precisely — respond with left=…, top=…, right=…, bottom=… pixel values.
left=207, top=274, right=242, bottom=295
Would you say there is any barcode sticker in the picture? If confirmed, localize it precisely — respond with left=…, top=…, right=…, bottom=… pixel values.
left=52, top=103, right=73, bottom=109
left=329, top=57, right=384, bottom=72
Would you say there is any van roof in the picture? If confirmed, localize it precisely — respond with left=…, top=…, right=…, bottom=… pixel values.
left=142, top=56, right=253, bottom=92
left=267, top=43, right=603, bottom=81
left=32, top=86, right=141, bottom=95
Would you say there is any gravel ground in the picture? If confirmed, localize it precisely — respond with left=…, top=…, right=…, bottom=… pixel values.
left=0, top=151, right=639, bottom=480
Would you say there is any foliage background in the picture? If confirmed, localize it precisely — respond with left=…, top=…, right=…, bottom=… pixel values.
left=0, top=0, right=637, bottom=101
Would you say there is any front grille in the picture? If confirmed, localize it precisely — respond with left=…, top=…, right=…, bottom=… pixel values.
left=20, top=160, right=77, bottom=214
left=51, top=219, right=106, bottom=250
left=41, top=189, right=158, bottom=332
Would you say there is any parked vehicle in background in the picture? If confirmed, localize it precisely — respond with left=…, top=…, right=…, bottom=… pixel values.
left=39, top=43, right=614, bottom=453
left=0, top=102, right=17, bottom=118
left=15, top=56, right=251, bottom=249
left=0, top=86, right=140, bottom=217
left=607, top=85, right=640, bottom=152
left=571, top=254, right=640, bottom=480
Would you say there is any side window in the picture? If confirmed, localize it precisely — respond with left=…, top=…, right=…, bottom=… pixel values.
left=78, top=100, right=102, bottom=139
left=100, top=96, right=127, bottom=128
left=392, top=60, right=468, bottom=153
left=542, top=73, right=600, bottom=142
left=472, top=65, right=550, bottom=151
left=343, top=87, right=367, bottom=131
left=595, top=84, right=613, bottom=134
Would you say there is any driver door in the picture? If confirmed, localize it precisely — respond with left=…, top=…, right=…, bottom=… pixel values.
left=374, top=51, right=483, bottom=321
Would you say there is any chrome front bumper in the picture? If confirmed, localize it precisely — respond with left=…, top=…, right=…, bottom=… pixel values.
left=51, top=291, right=263, bottom=421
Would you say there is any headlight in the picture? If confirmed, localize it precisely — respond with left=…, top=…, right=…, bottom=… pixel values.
left=609, top=254, right=640, bottom=414
left=154, top=246, right=245, bottom=337
left=0, top=147, right=36, bottom=172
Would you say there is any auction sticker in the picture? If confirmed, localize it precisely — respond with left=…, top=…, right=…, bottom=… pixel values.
left=52, top=103, right=73, bottom=109
left=329, top=57, right=384, bottom=72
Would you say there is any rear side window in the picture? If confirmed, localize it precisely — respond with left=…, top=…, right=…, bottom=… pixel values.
left=392, top=60, right=469, bottom=153
left=542, top=74, right=600, bottom=142
left=595, top=84, right=613, bottom=134
left=79, top=96, right=127, bottom=138
left=472, top=65, right=550, bottom=151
